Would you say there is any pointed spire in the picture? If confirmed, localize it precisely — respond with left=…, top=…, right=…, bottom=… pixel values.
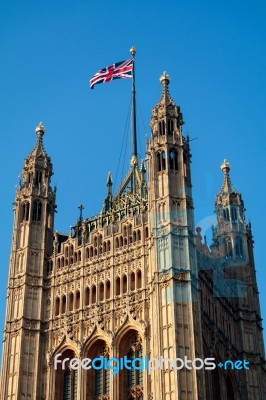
left=159, top=71, right=172, bottom=107
left=150, top=72, right=183, bottom=137
left=26, top=122, right=49, bottom=160
left=22, top=123, right=53, bottom=184
left=219, top=159, right=236, bottom=196
left=140, top=160, right=146, bottom=173
left=106, top=171, right=113, bottom=196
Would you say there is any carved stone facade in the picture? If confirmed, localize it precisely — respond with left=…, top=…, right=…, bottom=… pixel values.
left=1, top=74, right=265, bottom=399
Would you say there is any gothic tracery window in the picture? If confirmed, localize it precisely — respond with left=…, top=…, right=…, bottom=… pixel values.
left=167, top=118, right=174, bottom=135
left=55, top=350, right=78, bottom=400
left=35, top=170, right=42, bottom=186
left=159, top=120, right=165, bottom=135
left=86, top=341, right=110, bottom=400
left=119, top=331, right=143, bottom=400
left=21, top=202, right=29, bottom=222
left=157, top=151, right=166, bottom=172
left=169, top=149, right=178, bottom=170
left=32, top=201, right=42, bottom=222
left=235, top=236, right=243, bottom=257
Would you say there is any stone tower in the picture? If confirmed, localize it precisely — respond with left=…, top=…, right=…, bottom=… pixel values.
left=0, top=123, right=56, bottom=399
left=1, top=75, right=265, bottom=400
left=146, top=71, right=205, bottom=399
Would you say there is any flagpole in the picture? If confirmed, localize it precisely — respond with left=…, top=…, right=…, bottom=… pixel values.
left=130, top=47, right=137, bottom=166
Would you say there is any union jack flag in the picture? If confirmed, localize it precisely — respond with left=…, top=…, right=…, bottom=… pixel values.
left=90, top=58, right=133, bottom=89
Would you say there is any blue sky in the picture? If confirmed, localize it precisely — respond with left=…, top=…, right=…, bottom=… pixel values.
left=0, top=0, right=266, bottom=358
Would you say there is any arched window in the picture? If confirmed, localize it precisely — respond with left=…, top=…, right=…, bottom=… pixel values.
left=70, top=245, right=74, bottom=257
left=167, top=118, right=174, bottom=135
left=159, top=120, right=165, bottom=135
left=224, top=237, right=233, bottom=258
left=91, top=286, right=96, bottom=304
left=122, top=275, right=127, bottom=294
left=157, top=151, right=165, bottom=171
left=157, top=152, right=162, bottom=171
left=161, top=151, right=166, bottom=170
left=106, top=281, right=110, bottom=299
left=107, top=240, right=111, bottom=251
left=21, top=202, right=30, bottom=222
left=157, top=151, right=166, bottom=172
left=35, top=170, right=42, bottom=186
left=86, top=341, right=110, bottom=399
left=85, top=287, right=90, bottom=306
left=69, top=293, right=74, bottom=311
left=169, top=149, right=178, bottom=170
left=119, top=331, right=143, bottom=400
left=137, top=270, right=142, bottom=289
left=231, top=208, right=237, bottom=222
left=130, top=272, right=135, bottom=291
left=123, top=225, right=127, bottom=237
left=32, top=201, right=42, bottom=222
left=75, top=291, right=80, bottom=310
left=99, top=282, right=104, bottom=301
left=55, top=298, right=60, bottom=316
left=55, top=350, right=78, bottom=400
left=116, top=277, right=121, bottom=296
left=115, top=237, right=119, bottom=249
left=145, top=227, right=149, bottom=239
left=61, top=296, right=66, bottom=314
left=46, top=204, right=52, bottom=229
left=98, top=235, right=102, bottom=245
left=235, top=236, right=243, bottom=257
left=223, top=208, right=229, bottom=222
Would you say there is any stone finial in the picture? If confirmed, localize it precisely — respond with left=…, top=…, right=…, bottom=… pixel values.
left=220, top=159, right=230, bottom=173
left=35, top=122, right=45, bottom=137
left=160, top=71, right=170, bottom=86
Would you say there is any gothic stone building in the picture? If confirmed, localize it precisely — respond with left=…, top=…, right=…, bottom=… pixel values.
left=1, top=73, right=265, bottom=400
